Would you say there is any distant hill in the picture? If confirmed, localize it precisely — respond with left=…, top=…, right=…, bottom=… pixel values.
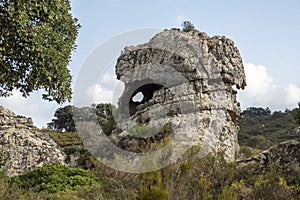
left=238, top=107, right=300, bottom=150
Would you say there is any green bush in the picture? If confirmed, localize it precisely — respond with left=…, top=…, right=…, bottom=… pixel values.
left=217, top=185, right=238, bottom=200
left=1, top=151, right=299, bottom=199
left=138, top=171, right=169, bottom=200
left=249, top=164, right=299, bottom=199
left=10, top=164, right=101, bottom=193
left=180, top=162, right=192, bottom=174
left=139, top=186, right=169, bottom=200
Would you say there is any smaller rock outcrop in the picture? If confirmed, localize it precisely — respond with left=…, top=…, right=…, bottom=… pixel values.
left=0, top=106, right=66, bottom=177
left=238, top=140, right=300, bottom=173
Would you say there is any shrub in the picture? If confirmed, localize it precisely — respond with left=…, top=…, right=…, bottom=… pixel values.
left=139, top=186, right=169, bottom=200
left=182, top=21, right=195, bottom=32
left=180, top=162, right=192, bottom=174
left=10, top=164, right=101, bottom=193
left=217, top=185, right=238, bottom=200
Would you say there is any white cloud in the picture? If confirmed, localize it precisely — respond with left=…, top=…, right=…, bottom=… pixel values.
left=237, top=63, right=300, bottom=111
left=0, top=91, right=59, bottom=128
left=85, top=73, right=124, bottom=106
left=283, top=84, right=300, bottom=106
left=86, top=83, right=111, bottom=104
left=0, top=72, right=124, bottom=128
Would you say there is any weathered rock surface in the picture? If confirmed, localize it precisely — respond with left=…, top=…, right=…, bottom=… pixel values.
left=238, top=140, right=300, bottom=172
left=0, top=106, right=66, bottom=177
left=113, top=29, right=246, bottom=161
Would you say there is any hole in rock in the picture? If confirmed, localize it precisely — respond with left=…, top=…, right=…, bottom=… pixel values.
left=132, top=92, right=144, bottom=102
left=129, top=83, right=163, bottom=116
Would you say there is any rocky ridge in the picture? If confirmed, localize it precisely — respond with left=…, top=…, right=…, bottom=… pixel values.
left=0, top=106, right=66, bottom=177
left=238, top=140, right=300, bottom=172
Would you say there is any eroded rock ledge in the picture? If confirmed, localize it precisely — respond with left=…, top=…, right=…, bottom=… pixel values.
left=0, top=106, right=66, bottom=177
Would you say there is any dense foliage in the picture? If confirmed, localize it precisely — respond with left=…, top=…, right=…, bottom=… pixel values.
left=47, top=105, right=76, bottom=132
left=2, top=106, right=299, bottom=199
left=239, top=107, right=299, bottom=149
left=10, top=164, right=101, bottom=193
left=0, top=0, right=80, bottom=103
left=0, top=147, right=299, bottom=199
left=48, top=103, right=116, bottom=135
left=240, top=107, right=271, bottom=117
left=0, top=165, right=104, bottom=199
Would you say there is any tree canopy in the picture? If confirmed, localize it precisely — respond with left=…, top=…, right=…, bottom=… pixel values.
left=240, top=107, right=271, bottom=118
left=0, top=0, right=80, bottom=103
left=48, top=103, right=116, bottom=135
left=47, top=105, right=76, bottom=132
left=239, top=107, right=299, bottom=149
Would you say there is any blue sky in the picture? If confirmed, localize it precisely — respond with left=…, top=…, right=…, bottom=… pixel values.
left=70, top=0, right=300, bottom=84
left=1, top=0, right=300, bottom=127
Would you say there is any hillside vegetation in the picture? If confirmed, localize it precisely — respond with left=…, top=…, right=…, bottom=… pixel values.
left=0, top=106, right=299, bottom=199
left=239, top=107, right=300, bottom=150
left=0, top=147, right=299, bottom=199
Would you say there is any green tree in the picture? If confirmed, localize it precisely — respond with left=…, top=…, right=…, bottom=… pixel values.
left=48, top=103, right=116, bottom=135
left=181, top=21, right=195, bottom=32
left=240, top=107, right=271, bottom=117
left=48, top=105, right=97, bottom=132
left=0, top=0, right=80, bottom=103
left=48, top=105, right=76, bottom=132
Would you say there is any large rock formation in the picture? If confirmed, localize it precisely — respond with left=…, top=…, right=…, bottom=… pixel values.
left=113, top=29, right=246, bottom=161
left=0, top=106, right=66, bottom=176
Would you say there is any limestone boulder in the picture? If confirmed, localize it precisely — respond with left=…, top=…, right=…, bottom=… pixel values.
left=113, top=29, right=246, bottom=161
